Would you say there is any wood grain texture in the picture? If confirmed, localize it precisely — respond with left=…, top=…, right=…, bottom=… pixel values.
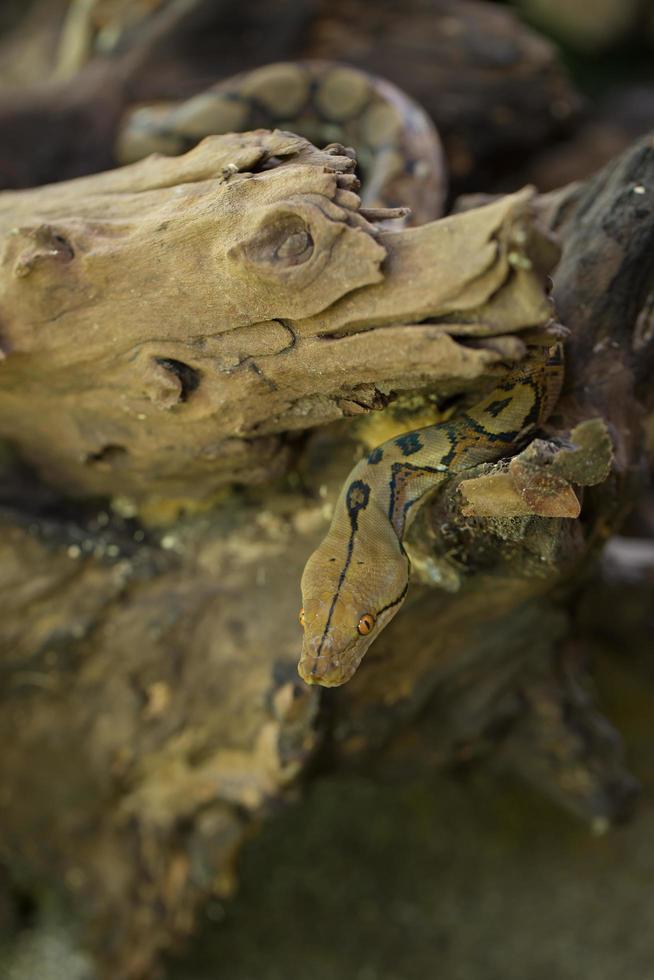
left=0, top=131, right=556, bottom=504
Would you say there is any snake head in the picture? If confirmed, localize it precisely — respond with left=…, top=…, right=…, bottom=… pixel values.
left=298, top=527, right=409, bottom=687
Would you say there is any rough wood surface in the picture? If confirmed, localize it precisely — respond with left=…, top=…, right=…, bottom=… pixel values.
left=1, top=130, right=653, bottom=977
left=0, top=130, right=556, bottom=504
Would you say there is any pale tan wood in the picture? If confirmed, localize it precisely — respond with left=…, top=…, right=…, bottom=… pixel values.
left=0, top=131, right=556, bottom=506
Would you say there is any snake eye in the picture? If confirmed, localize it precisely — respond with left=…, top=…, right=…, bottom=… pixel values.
left=357, top=613, right=375, bottom=636
left=299, top=608, right=305, bottom=627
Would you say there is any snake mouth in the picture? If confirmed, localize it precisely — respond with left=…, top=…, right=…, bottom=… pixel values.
left=297, top=636, right=361, bottom=688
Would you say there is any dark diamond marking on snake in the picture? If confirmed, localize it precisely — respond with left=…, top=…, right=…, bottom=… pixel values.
left=440, top=425, right=458, bottom=466
left=395, top=432, right=423, bottom=456
left=346, top=479, right=371, bottom=530
left=486, top=397, right=512, bottom=418
left=368, top=447, right=384, bottom=464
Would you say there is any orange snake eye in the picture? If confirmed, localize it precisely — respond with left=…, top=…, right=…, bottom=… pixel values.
left=357, top=613, right=375, bottom=636
left=299, top=608, right=305, bottom=627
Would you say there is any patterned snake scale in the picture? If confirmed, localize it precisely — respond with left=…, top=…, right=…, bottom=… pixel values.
left=118, top=61, right=446, bottom=223
left=119, top=60, right=565, bottom=688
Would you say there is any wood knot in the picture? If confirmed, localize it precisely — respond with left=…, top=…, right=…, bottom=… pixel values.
left=145, top=357, right=201, bottom=408
left=12, top=225, right=74, bottom=279
left=235, top=214, right=314, bottom=270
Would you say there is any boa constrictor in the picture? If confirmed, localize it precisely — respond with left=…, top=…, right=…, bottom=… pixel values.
left=119, top=60, right=564, bottom=689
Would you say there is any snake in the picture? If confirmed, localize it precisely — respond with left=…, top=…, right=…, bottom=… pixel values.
left=117, top=60, right=446, bottom=223
left=298, top=342, right=564, bottom=687
left=117, top=60, right=565, bottom=689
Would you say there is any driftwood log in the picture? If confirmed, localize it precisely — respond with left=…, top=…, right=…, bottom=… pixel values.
left=0, top=130, right=560, bottom=502
left=0, top=125, right=653, bottom=976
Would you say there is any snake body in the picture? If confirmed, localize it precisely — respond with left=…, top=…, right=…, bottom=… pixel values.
left=298, top=343, right=564, bottom=686
left=118, top=61, right=446, bottom=223
left=119, top=60, right=564, bottom=688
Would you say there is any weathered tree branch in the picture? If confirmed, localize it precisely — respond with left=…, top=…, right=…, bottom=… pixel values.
left=0, top=130, right=555, bottom=503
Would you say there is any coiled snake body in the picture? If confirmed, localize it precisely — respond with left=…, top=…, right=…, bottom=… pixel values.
left=118, top=61, right=446, bottom=223
left=298, top=342, right=563, bottom=687
left=119, top=61, right=564, bottom=688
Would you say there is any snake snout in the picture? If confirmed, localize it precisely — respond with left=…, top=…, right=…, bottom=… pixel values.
left=298, top=655, right=349, bottom=688
left=298, top=630, right=356, bottom=687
